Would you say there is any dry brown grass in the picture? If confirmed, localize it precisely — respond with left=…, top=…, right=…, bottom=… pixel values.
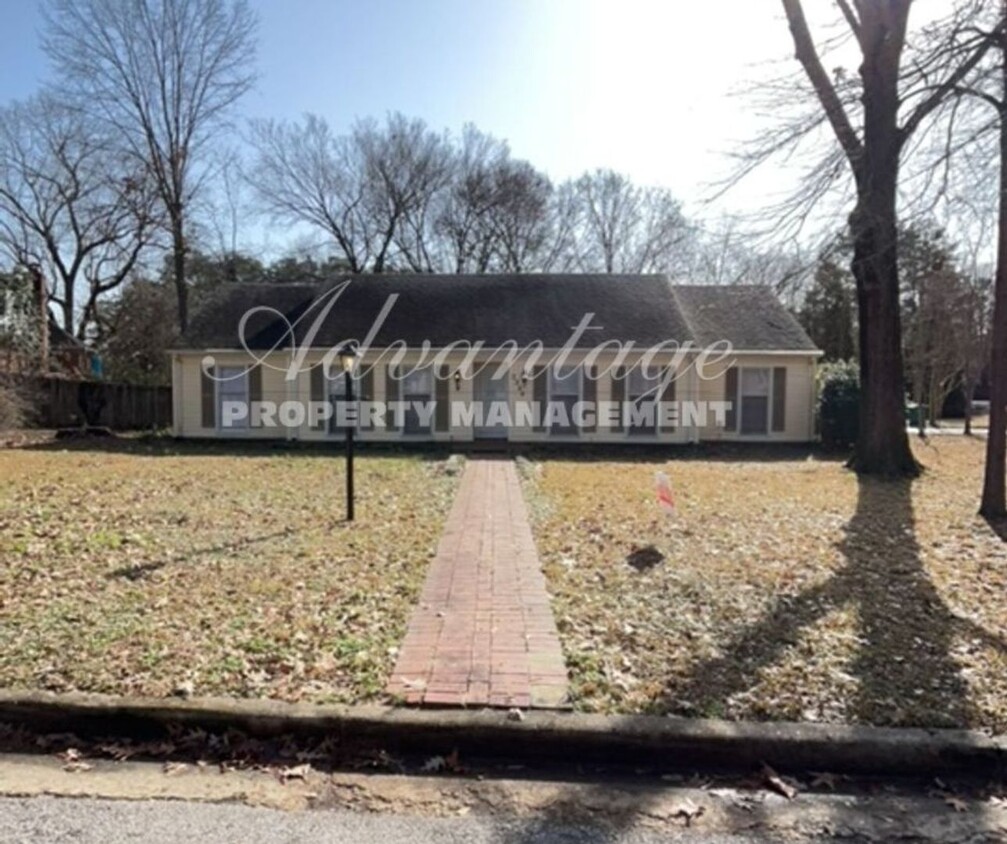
left=523, top=438, right=1007, bottom=730
left=0, top=439, right=458, bottom=704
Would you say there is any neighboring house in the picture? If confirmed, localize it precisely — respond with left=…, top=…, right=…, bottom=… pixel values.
left=170, top=274, right=822, bottom=444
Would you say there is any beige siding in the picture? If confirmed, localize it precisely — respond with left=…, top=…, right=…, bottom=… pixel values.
left=698, top=354, right=816, bottom=442
left=172, top=349, right=818, bottom=443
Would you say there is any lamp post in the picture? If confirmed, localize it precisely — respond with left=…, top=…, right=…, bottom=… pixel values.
left=338, top=343, right=358, bottom=521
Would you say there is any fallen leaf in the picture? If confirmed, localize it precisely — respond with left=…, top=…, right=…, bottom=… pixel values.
left=761, top=763, right=798, bottom=800
left=944, top=795, right=969, bottom=813
left=278, top=763, right=312, bottom=783
left=671, top=797, right=705, bottom=826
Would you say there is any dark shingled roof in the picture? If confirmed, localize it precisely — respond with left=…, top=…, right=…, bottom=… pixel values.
left=180, top=274, right=817, bottom=352
left=673, top=285, right=818, bottom=351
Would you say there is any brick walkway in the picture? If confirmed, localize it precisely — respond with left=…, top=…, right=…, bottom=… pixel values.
left=387, top=459, right=568, bottom=708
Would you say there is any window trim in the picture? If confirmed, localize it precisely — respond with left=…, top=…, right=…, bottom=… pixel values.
left=400, top=365, right=434, bottom=436
left=216, top=365, right=250, bottom=433
left=547, top=364, right=582, bottom=437
left=625, top=364, right=663, bottom=437
left=736, top=366, right=772, bottom=437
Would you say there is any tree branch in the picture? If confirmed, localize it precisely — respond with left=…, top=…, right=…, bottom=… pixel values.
left=781, top=0, right=864, bottom=174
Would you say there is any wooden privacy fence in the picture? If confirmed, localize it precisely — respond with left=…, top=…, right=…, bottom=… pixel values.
left=18, top=377, right=172, bottom=430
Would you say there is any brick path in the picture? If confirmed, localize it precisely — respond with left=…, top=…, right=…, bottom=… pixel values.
left=387, top=459, right=568, bottom=708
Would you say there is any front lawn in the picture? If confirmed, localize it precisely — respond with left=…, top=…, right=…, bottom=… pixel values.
left=0, top=440, right=458, bottom=704
left=523, top=438, right=1007, bottom=731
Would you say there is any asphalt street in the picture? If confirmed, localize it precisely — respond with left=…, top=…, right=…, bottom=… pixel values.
left=0, top=795, right=782, bottom=844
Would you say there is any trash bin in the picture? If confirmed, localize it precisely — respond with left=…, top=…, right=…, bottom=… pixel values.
left=905, top=402, right=927, bottom=429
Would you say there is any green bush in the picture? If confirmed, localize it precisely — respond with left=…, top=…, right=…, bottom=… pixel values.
left=818, top=361, right=859, bottom=449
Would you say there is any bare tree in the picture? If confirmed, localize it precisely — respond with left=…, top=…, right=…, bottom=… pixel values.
left=569, top=169, right=692, bottom=275
left=769, top=0, right=998, bottom=475
left=249, top=113, right=450, bottom=274
left=0, top=95, right=158, bottom=338
left=430, top=125, right=511, bottom=273
left=355, top=114, right=452, bottom=272
left=484, top=160, right=554, bottom=273
left=248, top=115, right=372, bottom=273
left=691, top=214, right=811, bottom=293
left=42, top=0, right=258, bottom=333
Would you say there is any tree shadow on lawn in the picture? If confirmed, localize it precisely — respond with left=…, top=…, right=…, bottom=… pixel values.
left=668, top=478, right=1007, bottom=728
left=106, top=528, right=298, bottom=581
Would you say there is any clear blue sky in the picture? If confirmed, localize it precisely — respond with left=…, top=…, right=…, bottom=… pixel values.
left=0, top=1, right=800, bottom=234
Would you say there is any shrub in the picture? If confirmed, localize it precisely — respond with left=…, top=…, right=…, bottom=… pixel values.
left=818, top=361, right=859, bottom=449
left=0, top=380, right=32, bottom=430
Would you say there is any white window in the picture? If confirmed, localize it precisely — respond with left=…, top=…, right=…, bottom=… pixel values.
left=217, top=366, right=248, bottom=430
left=548, top=366, right=580, bottom=436
left=402, top=367, right=433, bottom=434
left=627, top=366, right=662, bottom=435
left=739, top=367, right=770, bottom=435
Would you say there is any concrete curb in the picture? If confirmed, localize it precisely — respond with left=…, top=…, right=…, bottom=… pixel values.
left=0, top=690, right=1004, bottom=777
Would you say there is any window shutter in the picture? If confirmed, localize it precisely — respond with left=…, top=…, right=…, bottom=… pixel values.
left=385, top=365, right=400, bottom=431
left=725, top=367, right=738, bottom=432
left=435, top=365, right=450, bottom=432
left=328, top=373, right=342, bottom=435
left=659, top=368, right=677, bottom=433
left=200, top=366, right=215, bottom=429
left=310, top=365, right=325, bottom=431
left=359, top=367, right=374, bottom=431
left=248, top=365, right=262, bottom=428
left=532, top=366, right=547, bottom=433
left=772, top=367, right=787, bottom=432
left=581, top=366, right=597, bottom=433
left=610, top=366, right=625, bottom=433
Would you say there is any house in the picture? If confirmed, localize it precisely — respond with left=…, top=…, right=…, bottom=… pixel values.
left=170, top=274, right=821, bottom=444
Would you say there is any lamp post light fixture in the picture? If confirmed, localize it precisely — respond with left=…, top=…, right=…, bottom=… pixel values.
left=338, top=343, right=359, bottom=521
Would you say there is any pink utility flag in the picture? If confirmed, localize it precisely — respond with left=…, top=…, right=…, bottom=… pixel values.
left=655, top=471, right=676, bottom=516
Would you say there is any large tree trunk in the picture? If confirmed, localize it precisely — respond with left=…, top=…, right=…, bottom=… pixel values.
left=171, top=212, right=188, bottom=334
left=846, top=9, right=919, bottom=477
left=980, top=73, right=1007, bottom=516
left=848, top=209, right=918, bottom=472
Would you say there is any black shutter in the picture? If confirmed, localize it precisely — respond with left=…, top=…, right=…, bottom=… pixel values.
left=532, top=366, right=547, bottom=433
left=310, top=365, right=325, bottom=431
left=200, top=366, right=215, bottom=429
left=359, top=367, right=374, bottom=431
left=610, top=366, right=625, bottom=433
left=385, top=365, right=400, bottom=431
left=659, top=368, right=677, bottom=433
left=435, top=365, right=450, bottom=432
left=772, top=367, right=787, bottom=432
left=248, top=364, right=262, bottom=428
left=582, top=365, right=597, bottom=433
left=725, top=367, right=738, bottom=432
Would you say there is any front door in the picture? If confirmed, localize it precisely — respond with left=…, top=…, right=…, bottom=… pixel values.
left=473, top=368, right=509, bottom=440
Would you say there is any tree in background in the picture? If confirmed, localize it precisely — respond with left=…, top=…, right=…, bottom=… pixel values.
left=42, top=0, right=258, bottom=334
left=249, top=115, right=696, bottom=277
left=899, top=227, right=978, bottom=429
left=100, top=279, right=176, bottom=385
left=248, top=113, right=452, bottom=274
left=569, top=169, right=693, bottom=276
left=0, top=95, right=157, bottom=338
left=958, top=273, right=993, bottom=435
left=799, top=254, right=856, bottom=361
